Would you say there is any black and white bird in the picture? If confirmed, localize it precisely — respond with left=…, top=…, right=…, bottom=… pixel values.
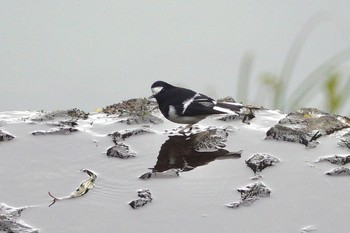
left=150, top=81, right=243, bottom=134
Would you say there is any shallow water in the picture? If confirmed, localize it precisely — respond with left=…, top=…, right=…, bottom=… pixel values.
left=1, top=110, right=350, bottom=233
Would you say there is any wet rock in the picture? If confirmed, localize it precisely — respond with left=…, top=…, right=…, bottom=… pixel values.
left=31, top=127, right=78, bottom=135
left=245, top=153, right=280, bottom=177
left=139, top=169, right=180, bottom=180
left=315, top=154, right=350, bottom=165
left=29, top=108, right=88, bottom=122
left=66, top=108, right=89, bottom=119
left=338, top=132, right=350, bottom=149
left=266, top=108, right=350, bottom=147
left=225, top=182, right=271, bottom=208
left=325, top=167, right=350, bottom=176
left=107, top=128, right=153, bottom=158
left=110, top=128, right=154, bottom=143
left=106, top=143, right=136, bottom=159
left=129, top=189, right=152, bottom=209
left=0, top=130, right=15, bottom=142
left=119, top=114, right=163, bottom=125
left=0, top=203, right=39, bottom=233
left=266, top=124, right=321, bottom=148
left=102, top=98, right=163, bottom=125
left=192, top=126, right=233, bottom=152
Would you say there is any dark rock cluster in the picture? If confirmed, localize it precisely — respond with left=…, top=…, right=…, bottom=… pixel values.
left=129, top=189, right=153, bottom=209
left=325, top=167, right=350, bottom=176
left=29, top=108, right=88, bottom=122
left=0, top=203, right=38, bottom=233
left=245, top=153, right=280, bottom=178
left=0, top=130, right=15, bottom=142
left=191, top=126, right=232, bottom=152
left=338, top=131, right=350, bottom=149
left=266, top=108, right=350, bottom=147
left=31, top=127, right=78, bottom=136
left=225, top=182, right=271, bottom=208
left=107, top=127, right=154, bottom=159
left=316, top=154, right=350, bottom=165
left=109, top=128, right=154, bottom=143
left=106, top=142, right=136, bottom=159
left=139, top=169, right=180, bottom=180
left=102, top=98, right=163, bottom=125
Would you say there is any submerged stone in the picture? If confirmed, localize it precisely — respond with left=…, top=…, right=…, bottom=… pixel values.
left=266, top=108, right=350, bottom=147
left=119, top=114, right=163, bottom=125
left=225, top=182, right=271, bottom=208
left=338, top=132, right=350, bottom=149
left=31, top=127, right=78, bottom=135
left=316, top=154, right=350, bottom=165
left=110, top=128, right=154, bottom=143
left=106, top=143, right=136, bottom=159
left=0, top=203, right=39, bottom=233
left=0, top=130, right=15, bottom=142
left=139, top=169, right=180, bottom=180
left=129, top=189, right=152, bottom=209
left=245, top=153, right=280, bottom=175
left=325, top=167, right=350, bottom=176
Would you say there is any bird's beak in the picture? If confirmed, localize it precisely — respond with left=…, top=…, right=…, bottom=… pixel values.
left=148, top=95, right=154, bottom=100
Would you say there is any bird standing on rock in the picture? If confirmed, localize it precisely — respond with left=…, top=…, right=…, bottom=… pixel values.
left=150, top=81, right=243, bottom=134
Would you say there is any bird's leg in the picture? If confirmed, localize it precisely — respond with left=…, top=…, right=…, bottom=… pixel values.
left=178, top=124, right=193, bottom=135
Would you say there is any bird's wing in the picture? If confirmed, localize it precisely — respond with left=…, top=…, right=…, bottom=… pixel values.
left=182, top=93, right=222, bottom=116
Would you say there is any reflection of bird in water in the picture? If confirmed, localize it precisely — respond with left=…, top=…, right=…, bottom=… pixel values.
left=150, top=81, right=243, bottom=134
left=152, top=132, right=242, bottom=172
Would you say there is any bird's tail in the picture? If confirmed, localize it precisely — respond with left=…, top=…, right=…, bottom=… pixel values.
left=214, top=102, right=243, bottom=114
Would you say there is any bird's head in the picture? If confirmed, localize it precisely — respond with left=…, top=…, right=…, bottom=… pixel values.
left=149, top=81, right=174, bottom=99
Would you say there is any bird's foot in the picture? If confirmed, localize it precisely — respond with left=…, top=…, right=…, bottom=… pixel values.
left=178, top=125, right=193, bottom=136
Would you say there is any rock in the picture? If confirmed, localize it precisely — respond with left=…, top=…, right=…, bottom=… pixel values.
left=102, top=98, right=163, bottom=125
left=106, top=143, right=136, bottom=159
left=191, top=126, right=237, bottom=152
left=66, top=108, right=89, bottom=119
left=225, top=182, right=271, bottom=208
left=338, top=132, right=350, bottom=149
left=325, top=167, right=350, bottom=176
left=316, top=154, right=350, bottom=165
left=0, top=203, right=39, bottom=233
left=31, top=127, right=78, bottom=135
left=266, top=124, right=321, bottom=147
left=129, top=189, right=152, bottom=209
left=266, top=108, right=350, bottom=147
left=110, top=128, right=154, bottom=143
left=0, top=130, right=15, bottom=142
left=139, top=169, right=180, bottom=180
left=119, top=114, right=163, bottom=125
left=29, top=108, right=88, bottom=122
left=245, top=153, right=280, bottom=176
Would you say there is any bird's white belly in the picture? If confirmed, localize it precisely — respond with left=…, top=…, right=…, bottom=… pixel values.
left=167, top=105, right=205, bottom=124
